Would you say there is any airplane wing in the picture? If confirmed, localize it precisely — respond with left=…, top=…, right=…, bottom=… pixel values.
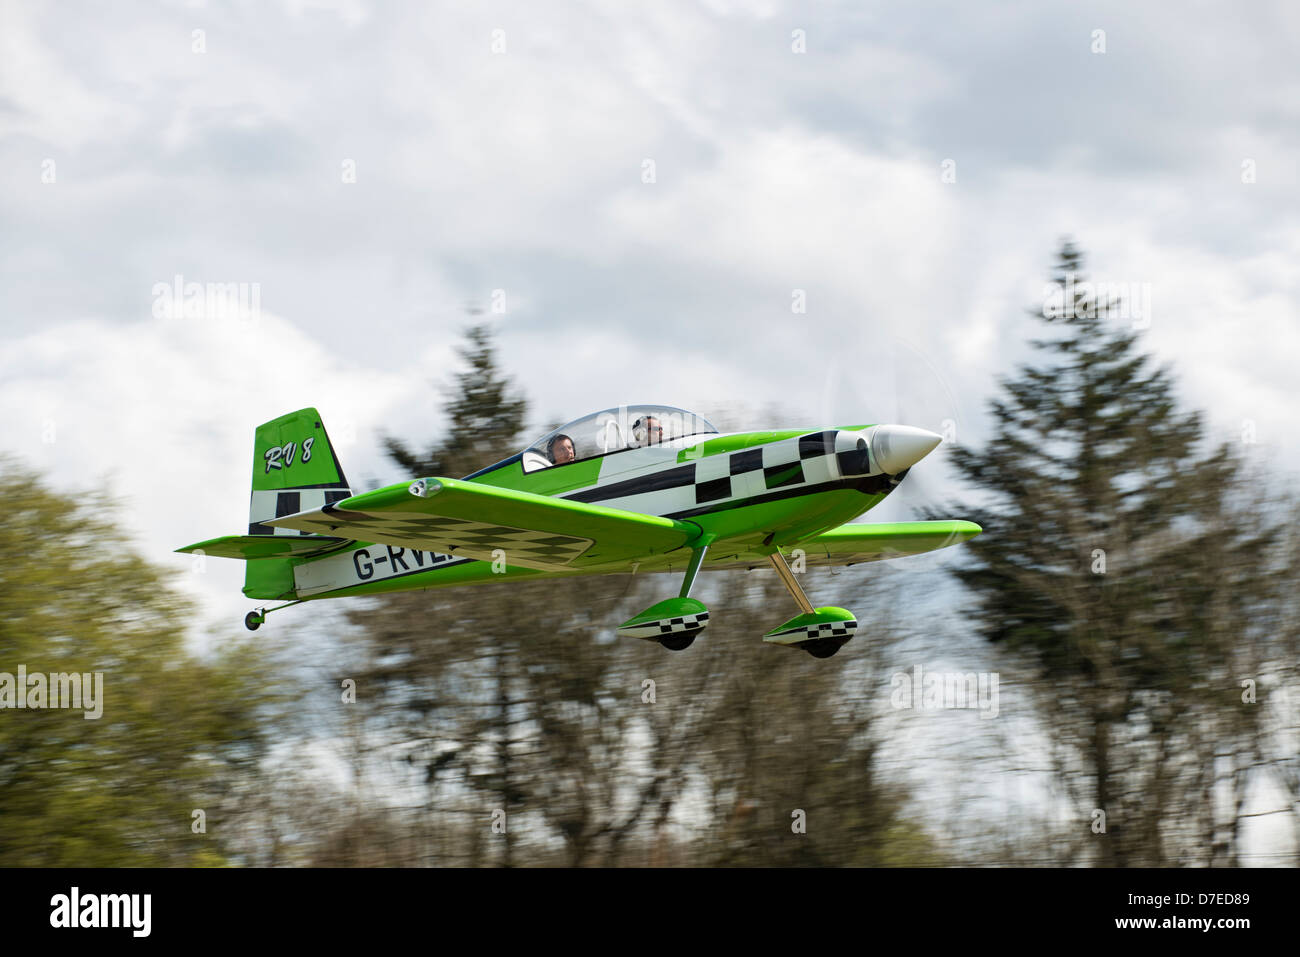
left=793, top=520, right=981, bottom=566
left=696, top=520, right=982, bottom=572
left=264, top=477, right=701, bottom=571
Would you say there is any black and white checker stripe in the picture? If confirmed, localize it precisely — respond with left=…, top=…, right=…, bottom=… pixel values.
left=258, top=431, right=874, bottom=555
left=781, top=620, right=856, bottom=639
left=250, top=487, right=351, bottom=536
left=560, top=430, right=871, bottom=516
left=617, top=611, right=709, bottom=640
left=693, top=434, right=841, bottom=506
left=655, top=612, right=708, bottom=634
left=766, top=618, right=858, bottom=644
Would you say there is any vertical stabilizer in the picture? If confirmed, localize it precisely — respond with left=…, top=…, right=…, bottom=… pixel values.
left=248, top=408, right=352, bottom=536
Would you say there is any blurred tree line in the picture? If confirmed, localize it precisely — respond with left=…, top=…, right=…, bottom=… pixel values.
left=0, top=460, right=276, bottom=865
left=1, top=241, right=1295, bottom=866
left=294, top=328, right=933, bottom=866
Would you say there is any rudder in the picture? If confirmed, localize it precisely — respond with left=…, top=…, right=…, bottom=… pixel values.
left=248, top=408, right=352, bottom=536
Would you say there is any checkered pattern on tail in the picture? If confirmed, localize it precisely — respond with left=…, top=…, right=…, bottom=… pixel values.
left=250, top=488, right=351, bottom=537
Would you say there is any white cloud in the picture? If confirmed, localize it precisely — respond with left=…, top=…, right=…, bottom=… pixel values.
left=2, top=0, right=1296, bottom=863
left=0, top=309, right=446, bottom=640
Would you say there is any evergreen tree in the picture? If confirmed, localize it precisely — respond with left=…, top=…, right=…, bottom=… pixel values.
left=340, top=325, right=940, bottom=866
left=382, top=324, right=528, bottom=478
left=345, top=323, right=659, bottom=865
left=936, top=240, right=1284, bottom=865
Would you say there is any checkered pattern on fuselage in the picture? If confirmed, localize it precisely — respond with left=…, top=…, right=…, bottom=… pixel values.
left=561, top=430, right=863, bottom=518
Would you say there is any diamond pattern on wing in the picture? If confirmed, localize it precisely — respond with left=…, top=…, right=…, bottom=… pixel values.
left=297, top=509, right=593, bottom=564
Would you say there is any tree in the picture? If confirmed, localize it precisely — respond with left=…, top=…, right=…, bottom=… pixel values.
left=0, top=458, right=275, bottom=865
left=345, top=323, right=670, bottom=865
left=935, top=240, right=1289, bottom=865
left=689, top=570, right=944, bottom=866
left=335, top=323, right=946, bottom=866
left=382, top=324, right=528, bottom=478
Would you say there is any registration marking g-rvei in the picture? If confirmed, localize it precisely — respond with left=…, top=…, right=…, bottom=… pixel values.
left=294, top=544, right=470, bottom=596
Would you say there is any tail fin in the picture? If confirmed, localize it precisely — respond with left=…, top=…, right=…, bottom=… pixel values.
left=248, top=408, right=352, bottom=536
left=174, top=408, right=352, bottom=602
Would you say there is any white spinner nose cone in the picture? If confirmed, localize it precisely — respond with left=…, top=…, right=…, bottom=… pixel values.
left=871, top=425, right=942, bottom=475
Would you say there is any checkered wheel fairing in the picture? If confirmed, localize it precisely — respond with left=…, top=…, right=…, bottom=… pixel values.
left=764, top=613, right=859, bottom=646
left=617, top=611, right=710, bottom=641
left=773, top=619, right=857, bottom=640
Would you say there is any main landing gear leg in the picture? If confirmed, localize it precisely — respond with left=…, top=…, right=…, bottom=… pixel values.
left=767, top=548, right=815, bottom=615
left=679, top=542, right=709, bottom=599
left=616, top=541, right=712, bottom=650
left=763, top=547, right=857, bottom=659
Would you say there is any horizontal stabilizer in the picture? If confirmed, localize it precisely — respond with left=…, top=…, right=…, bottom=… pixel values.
left=175, top=534, right=348, bottom=561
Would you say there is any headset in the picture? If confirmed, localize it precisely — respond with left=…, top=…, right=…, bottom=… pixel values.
left=547, top=433, right=574, bottom=463
left=631, top=417, right=655, bottom=447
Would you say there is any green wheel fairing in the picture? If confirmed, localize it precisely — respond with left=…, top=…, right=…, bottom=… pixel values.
left=616, top=597, right=710, bottom=642
left=763, top=607, right=857, bottom=657
left=764, top=606, right=856, bottom=639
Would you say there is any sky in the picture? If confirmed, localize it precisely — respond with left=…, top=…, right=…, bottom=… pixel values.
left=2, top=0, right=1298, bottom=617
left=1, top=0, right=1296, bottom=864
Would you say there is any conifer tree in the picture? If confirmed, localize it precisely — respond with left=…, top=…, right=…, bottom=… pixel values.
left=346, top=323, right=655, bottom=865
left=342, top=324, right=951, bottom=866
left=382, top=324, right=528, bottom=478
left=935, top=240, right=1281, bottom=865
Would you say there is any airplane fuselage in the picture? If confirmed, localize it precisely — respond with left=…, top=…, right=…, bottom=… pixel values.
left=282, top=425, right=910, bottom=601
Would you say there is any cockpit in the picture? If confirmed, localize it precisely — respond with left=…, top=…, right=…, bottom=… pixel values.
left=521, top=405, right=720, bottom=472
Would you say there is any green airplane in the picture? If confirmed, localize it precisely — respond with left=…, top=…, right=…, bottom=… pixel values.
left=177, top=405, right=981, bottom=658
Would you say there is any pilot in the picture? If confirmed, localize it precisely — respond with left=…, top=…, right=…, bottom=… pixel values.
left=631, top=415, right=664, bottom=447
left=548, top=433, right=576, bottom=464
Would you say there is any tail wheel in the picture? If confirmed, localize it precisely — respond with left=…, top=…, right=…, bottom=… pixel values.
left=244, top=610, right=264, bottom=632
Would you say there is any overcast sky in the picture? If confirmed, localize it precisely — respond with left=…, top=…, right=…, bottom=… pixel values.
left=2, top=0, right=1297, bottom=631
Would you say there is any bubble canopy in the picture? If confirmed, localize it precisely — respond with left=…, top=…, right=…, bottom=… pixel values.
left=522, top=405, right=720, bottom=471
